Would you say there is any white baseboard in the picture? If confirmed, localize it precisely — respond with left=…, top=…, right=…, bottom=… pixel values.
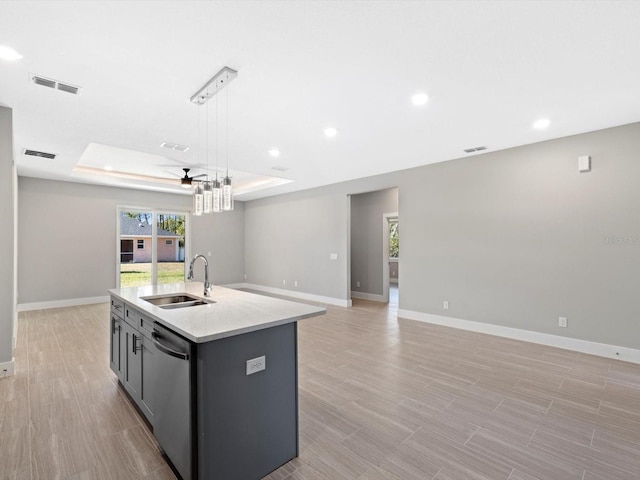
left=398, top=309, right=640, bottom=365
left=17, top=295, right=110, bottom=312
left=230, top=283, right=352, bottom=307
left=351, top=291, right=386, bottom=302
left=0, top=360, right=15, bottom=378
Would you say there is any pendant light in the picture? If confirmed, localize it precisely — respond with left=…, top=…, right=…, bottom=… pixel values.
left=222, top=69, right=234, bottom=211
left=193, top=182, right=204, bottom=216
left=189, top=67, right=237, bottom=214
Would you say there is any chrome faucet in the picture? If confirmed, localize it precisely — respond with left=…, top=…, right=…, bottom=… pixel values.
left=187, top=254, right=212, bottom=296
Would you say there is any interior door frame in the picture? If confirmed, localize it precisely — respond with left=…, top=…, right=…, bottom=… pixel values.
left=382, top=212, right=398, bottom=304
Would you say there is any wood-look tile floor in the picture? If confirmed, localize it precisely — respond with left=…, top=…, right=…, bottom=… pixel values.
left=3, top=287, right=640, bottom=480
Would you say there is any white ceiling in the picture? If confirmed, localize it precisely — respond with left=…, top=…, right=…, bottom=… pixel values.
left=1, top=1, right=640, bottom=201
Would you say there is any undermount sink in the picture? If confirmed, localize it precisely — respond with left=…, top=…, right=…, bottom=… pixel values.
left=142, top=293, right=216, bottom=310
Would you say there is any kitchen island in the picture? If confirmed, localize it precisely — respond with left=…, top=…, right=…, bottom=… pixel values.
left=108, top=282, right=326, bottom=480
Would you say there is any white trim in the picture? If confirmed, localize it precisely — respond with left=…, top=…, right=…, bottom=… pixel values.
left=0, top=360, right=15, bottom=378
left=398, top=309, right=640, bottom=365
left=228, top=283, right=352, bottom=307
left=18, top=295, right=110, bottom=312
left=351, top=291, right=386, bottom=302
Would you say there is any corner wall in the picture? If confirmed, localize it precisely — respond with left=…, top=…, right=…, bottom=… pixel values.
left=398, top=122, right=640, bottom=352
left=0, top=107, right=16, bottom=375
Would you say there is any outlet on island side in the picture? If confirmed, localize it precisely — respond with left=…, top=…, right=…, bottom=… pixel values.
left=443, top=300, right=449, bottom=310
left=246, top=356, right=266, bottom=376
left=559, top=316, right=568, bottom=328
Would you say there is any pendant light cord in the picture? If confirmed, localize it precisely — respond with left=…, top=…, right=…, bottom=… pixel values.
left=226, top=72, right=229, bottom=177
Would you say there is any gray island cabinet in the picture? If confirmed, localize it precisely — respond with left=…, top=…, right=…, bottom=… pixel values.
left=109, top=283, right=326, bottom=480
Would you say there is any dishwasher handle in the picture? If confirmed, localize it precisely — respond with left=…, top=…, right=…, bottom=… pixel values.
left=152, top=331, right=190, bottom=360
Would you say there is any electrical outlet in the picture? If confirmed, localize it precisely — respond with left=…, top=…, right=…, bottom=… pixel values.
left=443, top=300, right=449, bottom=310
left=294, top=281, right=298, bottom=287
left=246, top=356, right=266, bottom=375
left=559, top=316, right=568, bottom=328
left=244, top=273, right=247, bottom=280
left=282, top=279, right=286, bottom=286
left=356, top=281, right=360, bottom=288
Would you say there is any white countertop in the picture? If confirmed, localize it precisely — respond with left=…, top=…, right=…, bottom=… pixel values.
left=109, top=282, right=326, bottom=343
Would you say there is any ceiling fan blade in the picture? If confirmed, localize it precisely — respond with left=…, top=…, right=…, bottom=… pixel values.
left=192, top=173, right=208, bottom=179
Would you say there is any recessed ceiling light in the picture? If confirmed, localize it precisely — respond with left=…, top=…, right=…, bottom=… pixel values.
left=268, top=149, right=280, bottom=157
left=324, top=127, right=338, bottom=138
left=104, top=165, right=114, bottom=171
left=533, top=118, right=550, bottom=129
left=0, top=45, right=23, bottom=61
left=411, top=93, right=429, bottom=106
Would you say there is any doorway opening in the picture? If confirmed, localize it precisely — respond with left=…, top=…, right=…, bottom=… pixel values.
left=349, top=187, right=398, bottom=305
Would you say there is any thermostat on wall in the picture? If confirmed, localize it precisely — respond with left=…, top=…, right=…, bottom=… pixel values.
left=578, top=155, right=591, bottom=172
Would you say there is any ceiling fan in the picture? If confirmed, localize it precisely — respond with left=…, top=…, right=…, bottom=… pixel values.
left=178, top=168, right=207, bottom=188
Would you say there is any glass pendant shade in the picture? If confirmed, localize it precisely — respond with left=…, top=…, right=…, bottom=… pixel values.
left=212, top=179, right=222, bottom=213
left=193, top=183, right=204, bottom=216
left=203, top=181, right=213, bottom=214
left=222, top=176, right=233, bottom=211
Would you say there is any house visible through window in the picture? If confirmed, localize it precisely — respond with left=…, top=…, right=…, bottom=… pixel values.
left=137, top=239, right=145, bottom=249
left=165, top=239, right=173, bottom=245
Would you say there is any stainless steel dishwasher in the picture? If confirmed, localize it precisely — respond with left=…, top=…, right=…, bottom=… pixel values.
left=151, top=322, right=195, bottom=480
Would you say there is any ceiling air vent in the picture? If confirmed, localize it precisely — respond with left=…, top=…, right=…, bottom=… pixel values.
left=57, top=82, right=80, bottom=95
left=464, top=145, right=487, bottom=153
left=31, top=74, right=81, bottom=95
left=32, top=76, right=56, bottom=89
left=23, top=149, right=56, bottom=159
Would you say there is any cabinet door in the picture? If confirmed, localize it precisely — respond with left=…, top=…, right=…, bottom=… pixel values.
left=109, top=314, right=123, bottom=381
left=139, top=332, right=158, bottom=424
left=123, top=321, right=142, bottom=403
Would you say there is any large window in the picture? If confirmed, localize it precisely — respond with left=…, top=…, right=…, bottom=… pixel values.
left=118, top=208, right=189, bottom=288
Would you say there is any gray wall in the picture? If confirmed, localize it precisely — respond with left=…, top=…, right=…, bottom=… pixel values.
left=398, top=122, right=640, bottom=349
left=351, top=188, right=398, bottom=296
left=244, top=190, right=349, bottom=300
left=18, top=178, right=244, bottom=304
left=0, top=107, right=16, bottom=365
left=191, top=203, right=245, bottom=285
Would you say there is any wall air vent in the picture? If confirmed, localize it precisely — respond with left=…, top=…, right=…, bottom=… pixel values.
left=31, top=74, right=81, bottom=95
left=23, top=149, right=56, bottom=159
left=464, top=145, right=487, bottom=153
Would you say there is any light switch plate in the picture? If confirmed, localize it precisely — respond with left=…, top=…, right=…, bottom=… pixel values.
left=246, top=355, right=266, bottom=375
left=330, top=253, right=338, bottom=260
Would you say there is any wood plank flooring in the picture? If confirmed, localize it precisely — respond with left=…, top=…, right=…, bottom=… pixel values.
left=3, top=288, right=640, bottom=479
